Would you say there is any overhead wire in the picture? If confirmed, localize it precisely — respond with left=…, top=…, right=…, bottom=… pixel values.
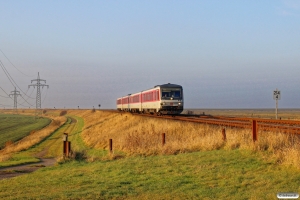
left=0, top=86, right=10, bottom=98
left=0, top=60, right=34, bottom=107
left=0, top=49, right=50, bottom=109
left=41, top=87, right=49, bottom=104
left=0, top=48, right=32, bottom=77
left=0, top=86, right=12, bottom=99
left=0, top=103, right=13, bottom=107
left=0, top=60, right=35, bottom=100
left=18, top=87, right=35, bottom=107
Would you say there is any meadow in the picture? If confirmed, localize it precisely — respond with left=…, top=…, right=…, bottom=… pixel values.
left=0, top=109, right=300, bottom=199
left=0, top=111, right=66, bottom=165
left=0, top=114, right=51, bottom=149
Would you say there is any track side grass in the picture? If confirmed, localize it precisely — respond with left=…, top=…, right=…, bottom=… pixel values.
left=0, top=150, right=299, bottom=199
left=70, top=110, right=300, bottom=168
left=0, top=114, right=51, bottom=149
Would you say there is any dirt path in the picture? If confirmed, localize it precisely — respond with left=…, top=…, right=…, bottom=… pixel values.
left=0, top=158, right=56, bottom=180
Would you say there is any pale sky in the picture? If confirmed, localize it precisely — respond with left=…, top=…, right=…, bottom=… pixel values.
left=0, top=0, right=300, bottom=109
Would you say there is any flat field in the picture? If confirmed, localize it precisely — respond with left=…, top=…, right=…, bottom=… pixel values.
left=0, top=109, right=299, bottom=199
left=183, top=108, right=300, bottom=119
left=0, top=114, right=51, bottom=149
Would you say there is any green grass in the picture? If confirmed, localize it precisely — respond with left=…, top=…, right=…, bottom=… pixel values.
left=67, top=115, right=113, bottom=158
left=0, top=115, right=106, bottom=167
left=1, top=150, right=299, bottom=199
left=0, top=114, right=51, bottom=149
left=1, top=111, right=300, bottom=199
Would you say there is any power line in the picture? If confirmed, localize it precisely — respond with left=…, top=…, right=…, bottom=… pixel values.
left=0, top=60, right=34, bottom=99
left=0, top=86, right=11, bottom=98
left=18, top=87, right=35, bottom=107
left=41, top=87, right=48, bottom=104
left=0, top=49, right=32, bottom=77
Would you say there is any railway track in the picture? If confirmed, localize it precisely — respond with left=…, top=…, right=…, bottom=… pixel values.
left=126, top=112, right=300, bottom=135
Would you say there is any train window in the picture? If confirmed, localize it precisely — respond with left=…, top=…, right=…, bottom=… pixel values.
left=161, top=88, right=182, bottom=99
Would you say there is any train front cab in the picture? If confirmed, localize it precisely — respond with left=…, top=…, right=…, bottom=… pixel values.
left=159, top=84, right=183, bottom=115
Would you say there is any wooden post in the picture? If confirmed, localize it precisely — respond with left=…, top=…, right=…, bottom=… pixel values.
left=222, top=128, right=226, bottom=141
left=63, top=141, right=66, bottom=156
left=63, top=133, right=70, bottom=157
left=63, top=141, right=71, bottom=157
left=252, top=120, right=257, bottom=142
left=109, top=139, right=113, bottom=154
left=162, top=133, right=166, bottom=146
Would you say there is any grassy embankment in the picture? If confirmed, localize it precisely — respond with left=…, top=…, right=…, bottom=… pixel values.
left=1, top=109, right=300, bottom=199
left=72, top=110, right=300, bottom=167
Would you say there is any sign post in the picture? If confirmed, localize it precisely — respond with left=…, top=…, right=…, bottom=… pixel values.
left=273, top=89, right=281, bottom=119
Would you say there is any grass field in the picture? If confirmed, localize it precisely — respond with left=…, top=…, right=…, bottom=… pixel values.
left=0, top=114, right=66, bottom=166
left=0, top=109, right=300, bottom=199
left=0, top=114, right=51, bottom=149
left=0, top=150, right=300, bottom=199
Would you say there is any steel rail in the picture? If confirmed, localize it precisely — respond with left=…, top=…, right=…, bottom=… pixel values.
left=127, top=112, right=300, bottom=134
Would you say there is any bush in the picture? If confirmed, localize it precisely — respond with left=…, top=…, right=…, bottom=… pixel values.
left=60, top=110, right=67, bottom=116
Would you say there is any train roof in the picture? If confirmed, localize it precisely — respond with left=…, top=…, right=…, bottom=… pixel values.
left=117, top=83, right=183, bottom=98
left=154, top=83, right=182, bottom=88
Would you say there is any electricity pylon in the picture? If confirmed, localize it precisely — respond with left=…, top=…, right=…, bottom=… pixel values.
left=29, top=72, right=49, bottom=117
left=9, top=87, right=21, bottom=114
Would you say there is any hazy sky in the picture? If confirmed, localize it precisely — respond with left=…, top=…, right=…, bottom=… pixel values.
left=0, top=0, right=300, bottom=109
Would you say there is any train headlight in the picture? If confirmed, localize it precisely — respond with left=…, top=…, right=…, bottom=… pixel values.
left=178, top=102, right=181, bottom=105
left=170, top=97, right=173, bottom=100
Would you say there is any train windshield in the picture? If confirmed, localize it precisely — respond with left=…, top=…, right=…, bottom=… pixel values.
left=161, top=88, right=182, bottom=99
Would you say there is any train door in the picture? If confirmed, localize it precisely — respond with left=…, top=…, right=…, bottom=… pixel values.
left=128, top=95, right=130, bottom=111
left=121, top=97, right=124, bottom=111
left=140, top=92, right=143, bottom=112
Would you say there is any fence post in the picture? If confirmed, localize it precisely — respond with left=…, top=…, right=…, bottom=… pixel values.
left=162, top=133, right=166, bottom=146
left=252, top=120, right=257, bottom=142
left=222, top=128, right=226, bottom=141
left=109, top=139, right=113, bottom=154
left=63, top=133, right=70, bottom=157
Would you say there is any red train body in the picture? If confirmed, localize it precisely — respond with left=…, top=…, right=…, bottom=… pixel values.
left=117, top=83, right=183, bottom=115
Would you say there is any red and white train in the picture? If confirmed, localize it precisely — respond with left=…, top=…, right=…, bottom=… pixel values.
left=117, top=83, right=183, bottom=115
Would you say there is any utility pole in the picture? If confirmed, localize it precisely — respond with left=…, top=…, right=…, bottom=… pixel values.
left=9, top=87, right=21, bottom=114
left=273, top=88, right=281, bottom=120
left=29, top=72, right=49, bottom=117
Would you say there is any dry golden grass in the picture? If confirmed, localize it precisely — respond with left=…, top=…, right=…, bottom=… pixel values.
left=71, top=110, right=300, bottom=168
left=0, top=116, right=66, bottom=161
left=2, top=109, right=298, bottom=168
